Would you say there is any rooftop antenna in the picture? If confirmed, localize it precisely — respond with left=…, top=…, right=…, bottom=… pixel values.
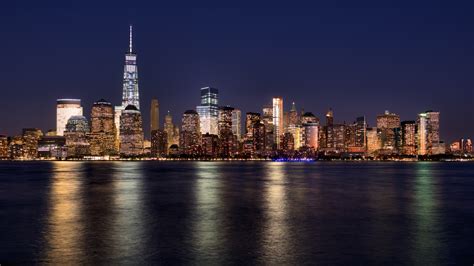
left=129, top=25, right=133, bottom=53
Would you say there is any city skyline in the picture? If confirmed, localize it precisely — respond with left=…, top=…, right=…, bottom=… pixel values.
left=1, top=5, right=474, bottom=142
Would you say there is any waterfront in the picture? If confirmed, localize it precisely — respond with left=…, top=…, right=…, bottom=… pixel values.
left=0, top=161, right=473, bottom=264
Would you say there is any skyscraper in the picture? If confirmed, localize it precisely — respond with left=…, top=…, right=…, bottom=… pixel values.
left=262, top=105, right=274, bottom=151
left=245, top=112, right=261, bottom=139
left=219, top=106, right=237, bottom=157
left=150, top=98, right=159, bottom=131
left=56, top=99, right=83, bottom=136
left=119, top=105, right=144, bottom=156
left=115, top=26, right=141, bottom=151
left=231, top=109, right=242, bottom=141
left=22, top=128, right=43, bottom=159
left=272, top=97, right=283, bottom=149
left=180, top=110, right=201, bottom=156
left=196, top=87, right=219, bottom=135
left=151, top=129, right=167, bottom=157
left=401, top=121, right=417, bottom=155
left=64, top=115, right=90, bottom=157
left=377, top=110, right=400, bottom=153
left=122, top=25, right=140, bottom=109
left=88, top=99, right=116, bottom=156
left=418, top=111, right=442, bottom=155
left=164, top=111, right=179, bottom=150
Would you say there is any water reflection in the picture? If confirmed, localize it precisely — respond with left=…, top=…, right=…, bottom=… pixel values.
left=262, top=163, right=289, bottom=264
left=42, top=161, right=85, bottom=264
left=412, top=163, right=442, bottom=265
left=192, top=162, right=225, bottom=263
left=110, top=162, right=147, bottom=263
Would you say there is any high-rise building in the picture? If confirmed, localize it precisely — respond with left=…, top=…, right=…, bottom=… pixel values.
left=219, top=106, right=237, bottom=157
left=401, top=121, right=417, bottom=155
left=252, top=121, right=266, bottom=155
left=0, top=135, right=9, bottom=159
left=196, top=87, right=219, bottom=135
left=119, top=105, right=144, bottom=156
left=115, top=26, right=141, bottom=151
left=272, top=97, right=283, bottom=149
left=180, top=110, right=201, bottom=156
left=88, top=99, right=116, bottom=156
left=64, top=115, right=90, bottom=157
left=150, top=98, right=159, bottom=131
left=202, top=133, right=219, bottom=157
left=232, top=109, right=242, bottom=141
left=262, top=105, right=274, bottom=151
left=326, top=108, right=334, bottom=126
left=56, top=99, right=83, bottom=136
left=8, top=136, right=25, bottom=160
left=245, top=112, right=261, bottom=139
left=22, top=128, right=43, bottom=159
left=288, top=102, right=300, bottom=126
left=418, top=111, right=442, bottom=155
left=366, top=127, right=382, bottom=156
left=164, top=111, right=179, bottom=150
left=122, top=25, right=140, bottom=109
left=281, top=132, right=295, bottom=152
left=302, top=117, right=319, bottom=150
left=151, top=129, right=167, bottom=157
left=377, top=111, right=400, bottom=153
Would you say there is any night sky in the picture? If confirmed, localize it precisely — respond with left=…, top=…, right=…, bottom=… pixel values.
left=1, top=2, right=473, bottom=141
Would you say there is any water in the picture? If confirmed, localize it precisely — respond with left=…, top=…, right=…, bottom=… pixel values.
left=0, top=161, right=473, bottom=265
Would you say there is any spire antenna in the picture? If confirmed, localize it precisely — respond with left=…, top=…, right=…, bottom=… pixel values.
left=129, top=25, right=133, bottom=53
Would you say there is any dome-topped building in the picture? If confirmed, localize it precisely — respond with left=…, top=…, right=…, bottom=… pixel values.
left=64, top=115, right=90, bottom=157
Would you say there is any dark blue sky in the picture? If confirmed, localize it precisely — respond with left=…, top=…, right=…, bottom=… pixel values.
left=1, top=2, right=473, bottom=141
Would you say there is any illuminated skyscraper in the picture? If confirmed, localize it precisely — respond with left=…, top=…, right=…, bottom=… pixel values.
left=115, top=26, right=141, bottom=150
left=288, top=102, right=300, bottom=126
left=151, top=129, right=167, bottom=157
left=180, top=110, right=201, bottom=156
left=401, top=121, right=417, bottom=155
left=262, top=105, right=274, bottom=151
left=272, top=97, right=283, bottom=149
left=150, top=98, right=159, bottom=131
left=88, top=99, right=116, bottom=156
left=219, top=106, right=237, bottom=157
left=252, top=121, right=266, bottom=155
left=377, top=110, right=400, bottom=153
left=122, top=25, right=140, bottom=109
left=22, top=128, right=43, bottom=159
left=119, top=105, right=144, bottom=156
left=326, top=108, right=334, bottom=126
left=164, top=111, right=179, bottom=150
left=64, top=115, right=90, bottom=157
left=418, top=111, right=442, bottom=155
left=196, top=87, right=219, bottom=135
left=245, top=112, right=261, bottom=139
left=231, top=109, right=242, bottom=141
left=300, top=112, right=319, bottom=151
left=56, top=99, right=83, bottom=136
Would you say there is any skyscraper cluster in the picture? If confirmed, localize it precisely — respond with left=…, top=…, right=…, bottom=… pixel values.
left=0, top=26, right=469, bottom=161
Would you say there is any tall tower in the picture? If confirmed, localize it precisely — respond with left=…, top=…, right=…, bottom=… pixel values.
left=56, top=99, right=83, bottom=136
left=196, top=87, right=219, bottom=135
left=272, top=97, right=283, bottom=149
left=122, top=25, right=140, bottom=109
left=150, top=98, right=159, bottom=131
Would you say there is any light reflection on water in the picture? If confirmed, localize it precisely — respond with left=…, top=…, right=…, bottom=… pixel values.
left=0, top=161, right=472, bottom=264
left=43, top=161, right=85, bottom=264
left=412, top=162, right=443, bottom=265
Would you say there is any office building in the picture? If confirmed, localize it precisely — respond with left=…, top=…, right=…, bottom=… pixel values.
left=418, top=111, right=442, bottom=155
left=196, top=87, right=219, bottom=135
left=22, top=128, right=43, bottom=159
left=64, top=115, right=90, bottom=157
left=119, top=105, right=144, bottom=156
left=401, top=121, right=417, bottom=155
left=202, top=133, right=219, bottom=157
left=0, top=135, right=9, bottom=159
left=219, top=106, right=237, bottom=157
left=150, top=98, right=159, bottom=131
left=272, top=97, right=283, bottom=149
left=38, top=136, right=67, bottom=159
left=56, top=99, right=83, bottom=136
left=164, top=111, right=179, bottom=150
left=262, top=105, right=274, bottom=151
left=89, top=99, right=116, bottom=156
left=151, top=129, right=167, bottom=157
left=180, top=110, right=201, bottom=156
left=245, top=112, right=261, bottom=139
left=232, top=109, right=242, bottom=141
